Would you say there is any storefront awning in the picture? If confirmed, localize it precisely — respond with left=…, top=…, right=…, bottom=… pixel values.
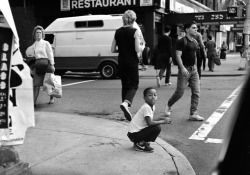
left=165, top=11, right=245, bottom=26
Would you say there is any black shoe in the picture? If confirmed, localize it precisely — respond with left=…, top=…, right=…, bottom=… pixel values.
left=145, top=142, right=154, bottom=151
left=134, top=142, right=154, bottom=153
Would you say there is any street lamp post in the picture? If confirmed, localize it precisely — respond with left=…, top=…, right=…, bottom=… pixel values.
left=243, top=0, right=250, bottom=47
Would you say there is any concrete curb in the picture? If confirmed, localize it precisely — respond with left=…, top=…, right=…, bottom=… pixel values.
left=121, top=120, right=196, bottom=175
left=156, top=138, right=196, bottom=175
left=15, top=111, right=196, bottom=175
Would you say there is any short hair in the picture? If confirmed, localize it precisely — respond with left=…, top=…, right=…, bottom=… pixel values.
left=33, top=25, right=45, bottom=39
left=208, top=35, right=212, bottom=40
left=165, top=25, right=171, bottom=33
left=122, top=10, right=137, bottom=26
left=143, top=87, right=155, bottom=97
left=184, top=21, right=197, bottom=33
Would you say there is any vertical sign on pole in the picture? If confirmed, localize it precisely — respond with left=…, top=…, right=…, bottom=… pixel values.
left=0, top=26, right=12, bottom=129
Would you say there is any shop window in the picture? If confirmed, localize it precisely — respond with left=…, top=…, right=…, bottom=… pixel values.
left=75, top=20, right=103, bottom=28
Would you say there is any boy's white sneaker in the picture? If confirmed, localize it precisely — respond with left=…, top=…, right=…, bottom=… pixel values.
left=165, top=105, right=171, bottom=116
left=189, top=114, right=204, bottom=121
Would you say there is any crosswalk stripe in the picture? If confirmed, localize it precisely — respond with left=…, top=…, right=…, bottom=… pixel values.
left=205, top=138, right=223, bottom=144
left=189, top=84, right=242, bottom=141
left=62, top=80, right=95, bottom=87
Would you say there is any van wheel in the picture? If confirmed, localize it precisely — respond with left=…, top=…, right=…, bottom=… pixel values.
left=100, top=62, right=117, bottom=79
left=142, top=47, right=151, bottom=65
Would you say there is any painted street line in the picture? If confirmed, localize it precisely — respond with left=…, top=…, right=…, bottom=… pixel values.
left=189, top=84, right=242, bottom=141
left=205, top=138, right=223, bottom=144
left=62, top=80, right=95, bottom=87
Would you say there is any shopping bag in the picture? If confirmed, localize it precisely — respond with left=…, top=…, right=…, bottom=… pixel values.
left=238, top=58, right=248, bottom=70
left=43, top=73, right=62, bottom=98
left=214, top=55, right=221, bottom=66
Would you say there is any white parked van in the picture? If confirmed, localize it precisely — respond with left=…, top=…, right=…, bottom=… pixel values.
left=44, top=15, right=150, bottom=79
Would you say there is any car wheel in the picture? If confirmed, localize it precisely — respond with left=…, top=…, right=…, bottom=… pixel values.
left=142, top=47, right=151, bottom=65
left=100, top=62, right=117, bottom=79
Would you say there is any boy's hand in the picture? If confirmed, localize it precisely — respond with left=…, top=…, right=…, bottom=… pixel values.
left=163, top=117, right=171, bottom=124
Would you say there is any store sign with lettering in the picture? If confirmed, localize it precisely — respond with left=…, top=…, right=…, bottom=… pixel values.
left=60, top=0, right=150, bottom=10
left=165, top=11, right=245, bottom=25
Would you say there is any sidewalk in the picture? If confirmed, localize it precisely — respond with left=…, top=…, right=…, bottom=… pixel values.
left=14, top=111, right=195, bottom=175
left=140, top=53, right=249, bottom=77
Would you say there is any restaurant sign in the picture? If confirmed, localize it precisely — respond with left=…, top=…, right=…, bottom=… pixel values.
left=60, top=0, right=153, bottom=11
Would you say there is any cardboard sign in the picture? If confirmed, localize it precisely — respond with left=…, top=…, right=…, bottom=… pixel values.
left=0, top=0, right=35, bottom=146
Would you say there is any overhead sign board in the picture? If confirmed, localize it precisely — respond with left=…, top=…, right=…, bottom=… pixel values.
left=60, top=0, right=153, bottom=11
left=165, top=11, right=245, bottom=25
left=227, top=7, right=237, bottom=17
left=231, top=26, right=243, bottom=32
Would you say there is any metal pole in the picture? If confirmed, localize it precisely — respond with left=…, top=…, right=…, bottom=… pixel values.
left=243, top=0, right=250, bottom=47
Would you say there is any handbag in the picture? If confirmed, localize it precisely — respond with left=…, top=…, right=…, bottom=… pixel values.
left=43, top=73, right=62, bottom=98
left=241, top=50, right=247, bottom=58
left=35, top=58, right=49, bottom=75
left=214, top=55, right=221, bottom=66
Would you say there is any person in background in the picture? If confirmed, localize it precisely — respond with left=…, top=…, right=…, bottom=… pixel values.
left=164, top=21, right=204, bottom=121
left=238, top=45, right=249, bottom=70
left=203, top=41, right=207, bottom=70
left=27, top=25, right=55, bottom=107
left=220, top=41, right=228, bottom=60
left=127, top=87, right=171, bottom=153
left=155, top=25, right=173, bottom=87
left=111, top=10, right=142, bottom=121
left=193, top=31, right=206, bottom=79
left=206, top=35, right=216, bottom=72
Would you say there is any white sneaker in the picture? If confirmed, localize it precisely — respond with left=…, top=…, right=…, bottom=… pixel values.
left=189, top=114, right=204, bottom=121
left=165, top=82, right=172, bottom=86
left=165, top=105, right=171, bottom=116
left=156, top=77, right=161, bottom=87
left=120, top=102, right=132, bottom=121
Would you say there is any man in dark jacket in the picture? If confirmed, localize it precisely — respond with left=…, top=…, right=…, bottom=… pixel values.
left=155, top=25, right=172, bottom=87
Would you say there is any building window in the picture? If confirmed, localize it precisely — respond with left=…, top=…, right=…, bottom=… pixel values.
left=75, top=20, right=104, bottom=28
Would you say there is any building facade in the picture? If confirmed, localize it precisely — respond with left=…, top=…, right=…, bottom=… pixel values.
left=9, top=0, right=216, bottom=57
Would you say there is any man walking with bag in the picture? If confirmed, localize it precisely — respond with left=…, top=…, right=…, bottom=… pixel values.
left=164, top=21, right=204, bottom=121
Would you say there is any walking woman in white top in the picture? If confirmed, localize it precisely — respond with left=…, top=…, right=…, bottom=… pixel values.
left=30, top=25, right=55, bottom=107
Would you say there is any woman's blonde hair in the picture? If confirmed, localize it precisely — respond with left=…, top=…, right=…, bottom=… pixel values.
left=32, top=25, right=45, bottom=39
left=122, top=10, right=137, bottom=26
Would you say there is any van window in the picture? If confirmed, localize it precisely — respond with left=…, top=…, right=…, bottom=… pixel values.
left=75, top=20, right=103, bottom=28
left=45, top=34, right=54, bottom=44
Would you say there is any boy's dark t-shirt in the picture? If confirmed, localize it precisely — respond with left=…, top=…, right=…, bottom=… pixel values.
left=175, top=36, right=198, bottom=67
left=115, top=26, right=138, bottom=65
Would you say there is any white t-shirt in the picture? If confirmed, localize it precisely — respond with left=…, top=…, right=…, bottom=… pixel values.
left=128, top=103, right=155, bottom=133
